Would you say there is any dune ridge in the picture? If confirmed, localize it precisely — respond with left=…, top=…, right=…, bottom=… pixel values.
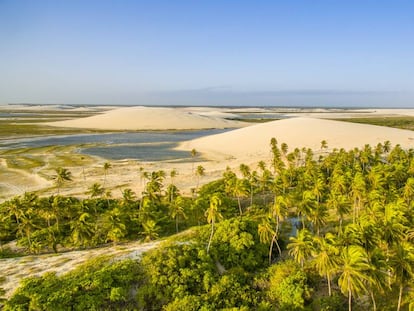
left=179, top=117, right=414, bottom=161
left=45, top=106, right=246, bottom=130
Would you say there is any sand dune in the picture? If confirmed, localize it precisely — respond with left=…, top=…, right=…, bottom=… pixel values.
left=45, top=106, right=246, bottom=130
left=179, top=117, right=414, bottom=161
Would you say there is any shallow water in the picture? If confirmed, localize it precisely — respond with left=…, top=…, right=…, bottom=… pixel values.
left=0, top=129, right=230, bottom=161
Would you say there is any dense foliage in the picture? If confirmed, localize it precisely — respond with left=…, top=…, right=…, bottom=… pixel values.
left=2, top=140, right=414, bottom=310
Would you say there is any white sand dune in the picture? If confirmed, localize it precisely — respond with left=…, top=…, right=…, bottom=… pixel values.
left=179, top=117, right=414, bottom=161
left=45, top=106, right=246, bottom=130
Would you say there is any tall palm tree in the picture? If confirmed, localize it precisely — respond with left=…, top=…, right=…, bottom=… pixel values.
left=121, top=188, right=137, bottom=205
left=169, top=196, right=187, bottom=233
left=337, top=245, right=372, bottom=311
left=350, top=172, right=366, bottom=223
left=103, top=162, right=111, bottom=186
left=191, top=148, right=197, bottom=175
left=70, top=212, right=95, bottom=248
left=269, top=195, right=288, bottom=260
left=141, top=219, right=160, bottom=242
left=257, top=217, right=275, bottom=265
left=87, top=183, right=104, bottom=198
left=391, top=241, right=414, bottom=311
left=205, top=193, right=223, bottom=254
left=53, top=167, right=72, bottom=194
left=195, top=165, right=205, bottom=192
left=312, top=233, right=339, bottom=296
left=287, top=228, right=314, bottom=268
left=233, top=178, right=249, bottom=216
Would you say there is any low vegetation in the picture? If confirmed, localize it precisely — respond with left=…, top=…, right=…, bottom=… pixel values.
left=332, top=116, right=414, bottom=131
left=1, top=139, right=414, bottom=310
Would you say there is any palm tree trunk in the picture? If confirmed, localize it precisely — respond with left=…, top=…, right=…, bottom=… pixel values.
left=175, top=216, right=179, bottom=233
left=370, top=290, right=376, bottom=311
left=397, top=284, right=403, bottom=311
left=237, top=197, right=242, bottom=216
left=250, top=185, right=253, bottom=206
left=348, top=280, right=352, bottom=311
left=327, top=273, right=332, bottom=296
left=207, top=220, right=214, bottom=254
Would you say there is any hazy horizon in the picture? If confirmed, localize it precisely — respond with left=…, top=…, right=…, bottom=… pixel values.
left=1, top=1, right=413, bottom=108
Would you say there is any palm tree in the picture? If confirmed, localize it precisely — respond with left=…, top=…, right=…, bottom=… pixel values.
left=5, top=197, right=24, bottom=225
left=312, top=233, right=339, bottom=296
left=239, top=163, right=255, bottom=206
left=287, top=228, right=314, bottom=268
left=70, top=212, right=95, bottom=248
left=269, top=195, right=288, bottom=260
left=205, top=193, right=223, bottom=254
left=169, top=196, right=187, bottom=233
left=121, top=188, right=137, bottom=205
left=233, top=178, right=249, bottom=216
left=53, top=167, right=72, bottom=194
left=191, top=148, right=197, bottom=174
left=141, top=219, right=160, bottom=242
left=195, top=165, right=205, bottom=192
left=391, top=241, right=414, bottom=311
left=337, top=245, right=372, bottom=311
left=257, top=217, right=275, bottom=264
left=350, top=172, right=366, bottom=223
left=87, top=183, right=104, bottom=198
left=168, top=169, right=178, bottom=202
left=144, top=171, right=165, bottom=201
left=103, top=162, right=111, bottom=186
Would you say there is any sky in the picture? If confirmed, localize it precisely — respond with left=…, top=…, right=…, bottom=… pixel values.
left=0, top=0, right=413, bottom=107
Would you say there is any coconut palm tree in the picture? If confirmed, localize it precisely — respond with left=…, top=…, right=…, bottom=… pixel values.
left=70, top=212, right=95, bottom=248
left=191, top=148, right=197, bottom=174
left=391, top=241, right=414, bottom=311
left=287, top=228, right=314, bottom=268
left=350, top=172, right=366, bottom=223
left=312, top=233, right=339, bottom=296
left=269, top=195, right=288, bottom=260
left=121, top=188, right=137, bottom=205
left=169, top=196, right=187, bottom=233
left=87, top=183, right=104, bottom=198
left=205, top=193, right=223, bottom=254
left=233, top=178, right=249, bottom=216
left=53, top=167, right=72, bottom=194
left=257, top=217, right=275, bottom=264
left=337, top=245, right=372, bottom=311
left=141, top=219, right=160, bottom=242
left=103, top=162, right=111, bottom=186
left=195, top=165, right=205, bottom=192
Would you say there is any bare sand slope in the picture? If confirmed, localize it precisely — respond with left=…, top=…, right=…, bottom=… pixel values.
left=45, top=106, right=246, bottom=130
left=0, top=240, right=159, bottom=299
left=179, top=117, right=414, bottom=161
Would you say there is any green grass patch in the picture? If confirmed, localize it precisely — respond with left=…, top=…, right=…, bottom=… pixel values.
left=331, top=116, right=414, bottom=130
left=227, top=118, right=280, bottom=123
left=0, top=122, right=112, bottom=139
left=5, top=156, right=45, bottom=171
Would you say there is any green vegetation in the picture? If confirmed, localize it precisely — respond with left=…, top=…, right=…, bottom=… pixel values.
left=0, top=121, right=106, bottom=139
left=226, top=117, right=280, bottom=123
left=1, top=140, right=414, bottom=310
left=332, top=116, right=414, bottom=131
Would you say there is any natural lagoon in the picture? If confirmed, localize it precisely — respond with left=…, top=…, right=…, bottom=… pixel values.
left=0, top=129, right=230, bottom=161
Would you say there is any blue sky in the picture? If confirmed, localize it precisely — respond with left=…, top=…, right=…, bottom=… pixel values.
left=0, top=1, right=413, bottom=107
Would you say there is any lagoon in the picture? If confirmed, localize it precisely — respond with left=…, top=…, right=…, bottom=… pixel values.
left=0, top=129, right=230, bottom=161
